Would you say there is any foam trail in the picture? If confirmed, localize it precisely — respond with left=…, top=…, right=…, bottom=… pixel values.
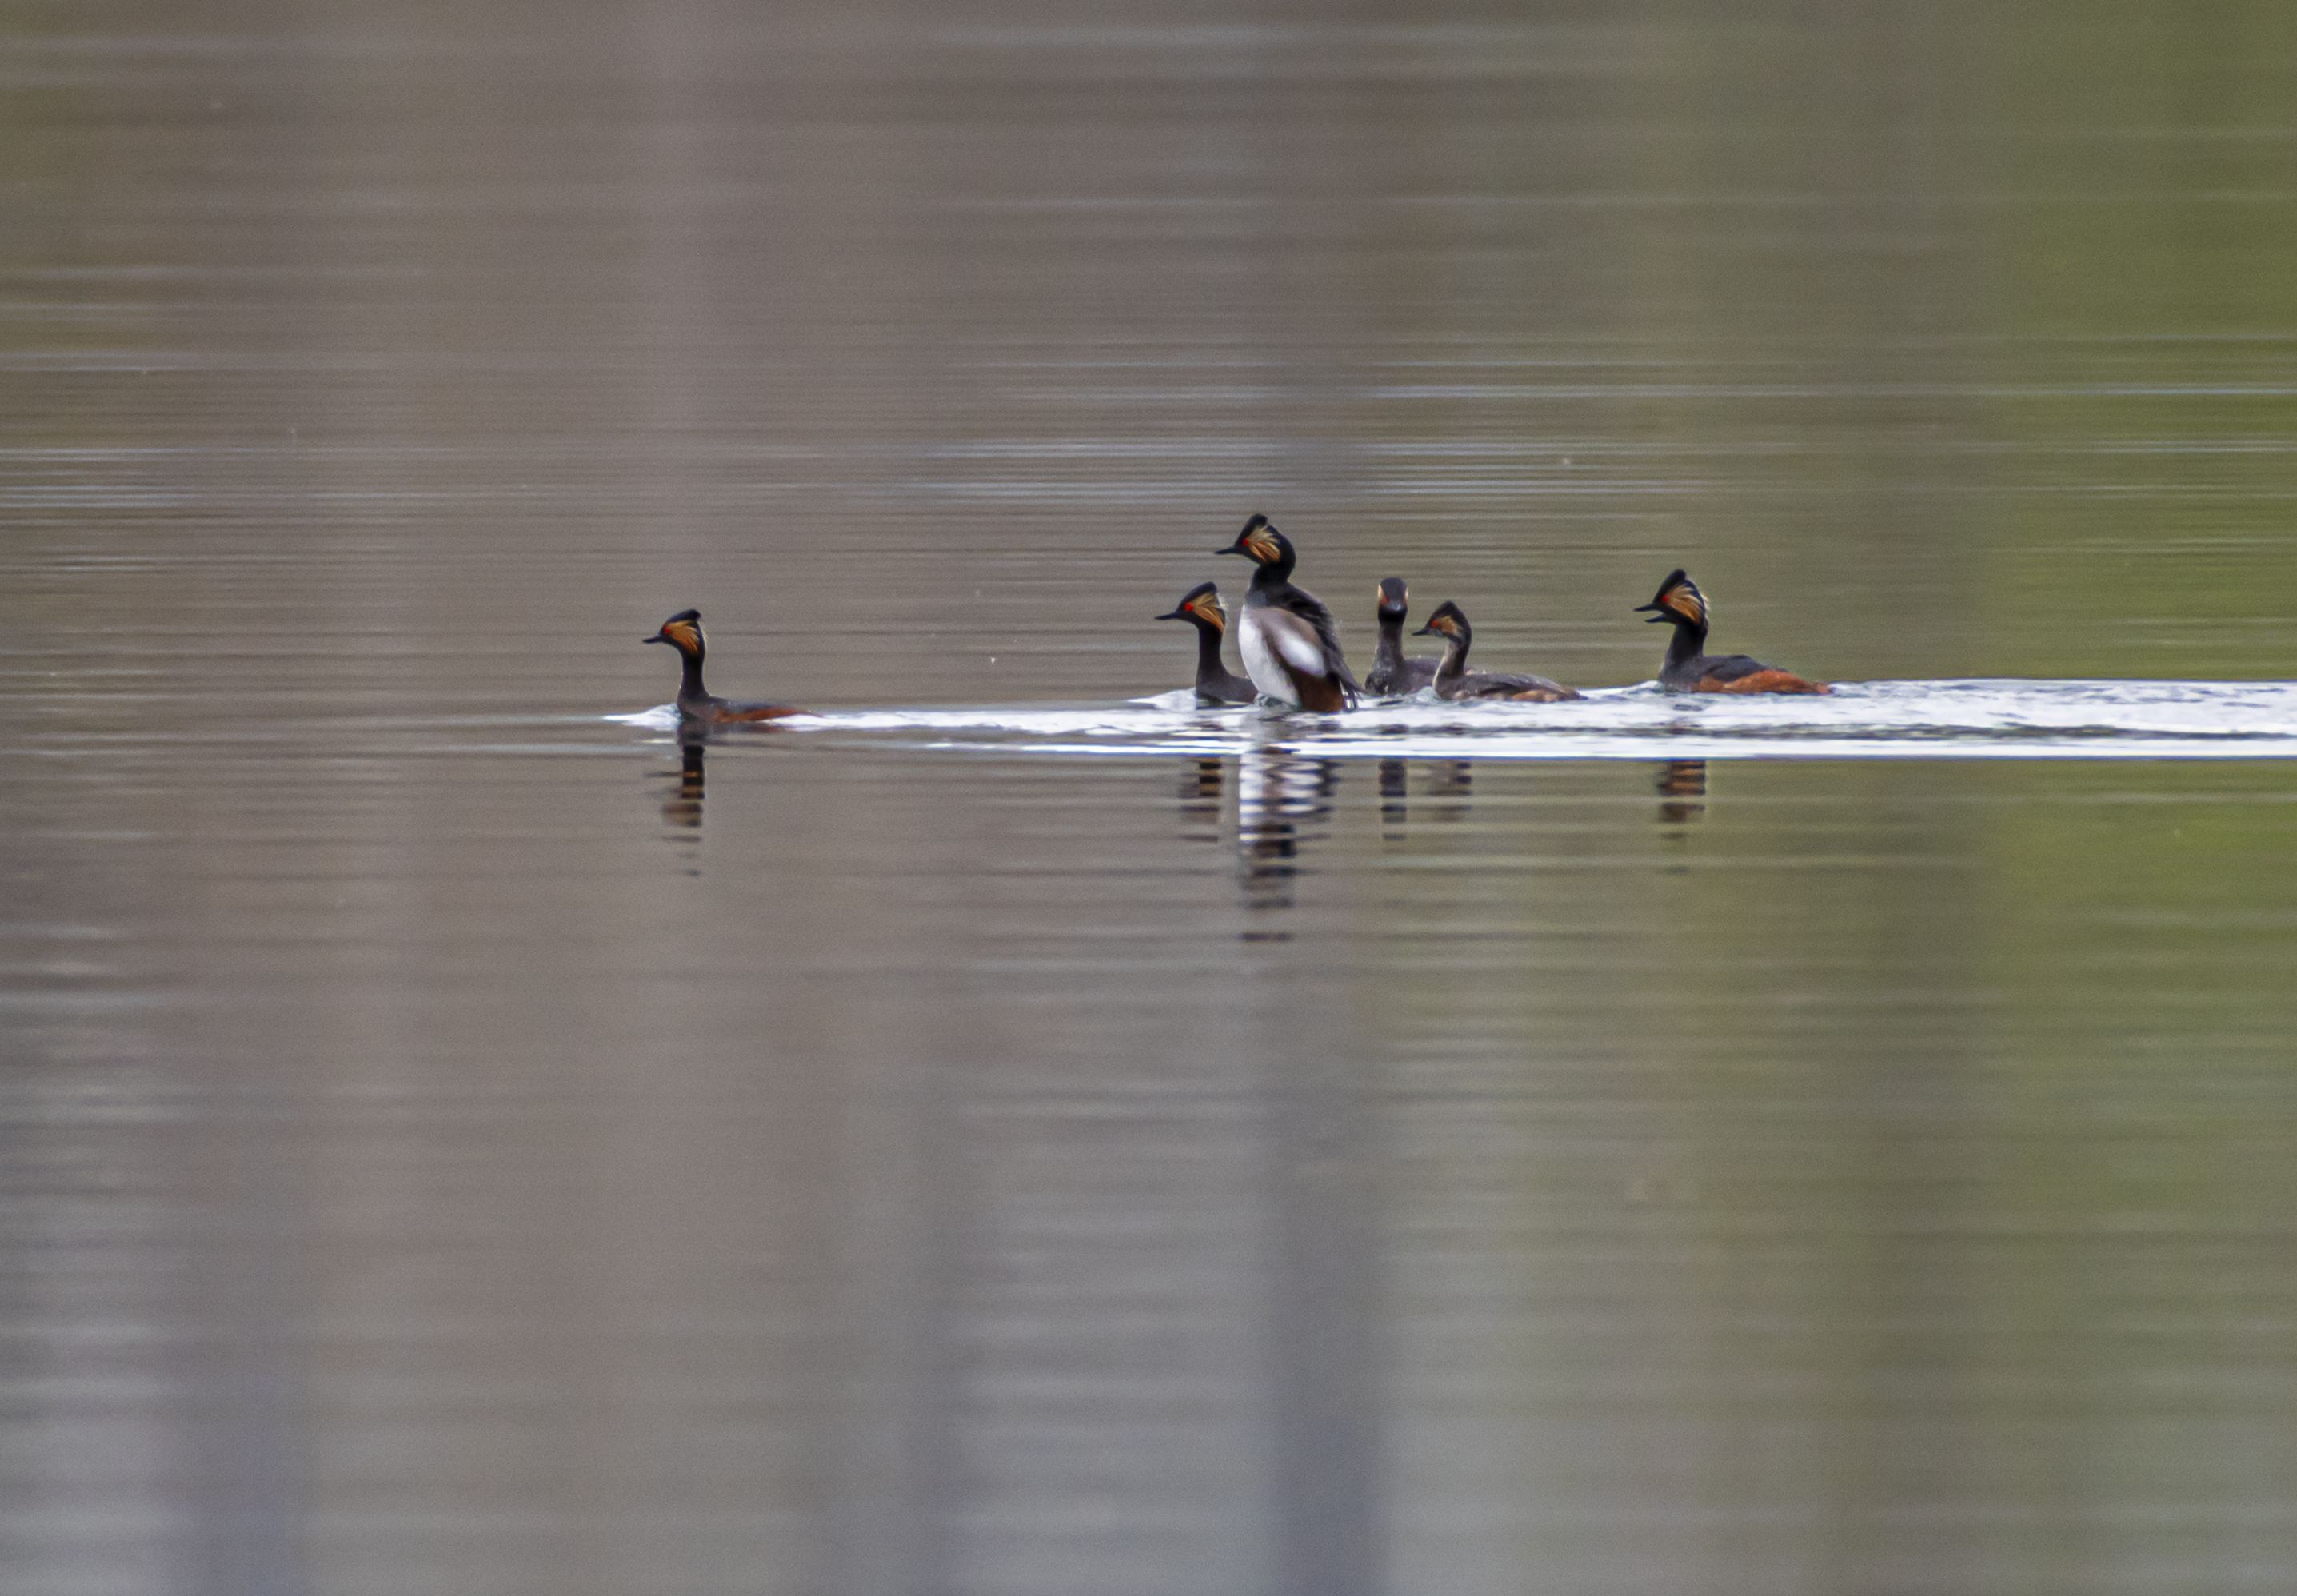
left=609, top=680, right=2297, bottom=760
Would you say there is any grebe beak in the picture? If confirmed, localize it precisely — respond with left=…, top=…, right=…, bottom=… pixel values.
left=1154, top=606, right=1187, bottom=620
left=644, top=632, right=670, bottom=644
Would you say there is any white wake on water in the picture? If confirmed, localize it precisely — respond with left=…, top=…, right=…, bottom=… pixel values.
left=610, top=680, right=2297, bottom=760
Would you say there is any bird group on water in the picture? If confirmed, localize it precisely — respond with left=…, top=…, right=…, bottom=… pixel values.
left=644, top=513, right=1829, bottom=724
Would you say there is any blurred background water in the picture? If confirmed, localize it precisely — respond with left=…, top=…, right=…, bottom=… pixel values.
left=4, top=3, right=2295, bottom=1594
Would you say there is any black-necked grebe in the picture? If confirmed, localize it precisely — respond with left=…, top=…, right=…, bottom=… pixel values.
left=1413, top=601, right=1580, bottom=702
left=1632, top=570, right=1830, bottom=693
left=1365, top=577, right=1438, bottom=697
left=644, top=609, right=805, bottom=723
left=1154, top=582, right=1257, bottom=705
left=1213, top=514, right=1358, bottom=712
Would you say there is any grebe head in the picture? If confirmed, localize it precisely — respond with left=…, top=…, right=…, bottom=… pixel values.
left=1412, top=600, right=1469, bottom=643
left=645, top=609, right=705, bottom=658
left=1214, top=513, right=1293, bottom=571
left=1376, top=577, right=1410, bottom=623
left=1634, top=570, right=1706, bottom=628
left=1156, top=581, right=1228, bottom=630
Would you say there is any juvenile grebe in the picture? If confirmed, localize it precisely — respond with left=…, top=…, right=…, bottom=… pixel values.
left=1632, top=570, right=1830, bottom=693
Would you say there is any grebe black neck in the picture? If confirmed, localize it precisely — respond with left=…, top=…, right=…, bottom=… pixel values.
left=1635, top=570, right=1711, bottom=678
left=645, top=608, right=713, bottom=704
left=1372, top=577, right=1410, bottom=674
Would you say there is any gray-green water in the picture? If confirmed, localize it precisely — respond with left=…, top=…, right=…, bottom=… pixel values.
left=5, top=6, right=2296, bottom=1594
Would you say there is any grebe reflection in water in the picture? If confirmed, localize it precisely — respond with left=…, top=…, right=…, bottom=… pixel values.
left=1656, top=759, right=1708, bottom=826
left=664, top=739, right=708, bottom=828
left=1375, top=758, right=1479, bottom=840
left=1236, top=741, right=1338, bottom=928
left=1177, top=757, right=1224, bottom=840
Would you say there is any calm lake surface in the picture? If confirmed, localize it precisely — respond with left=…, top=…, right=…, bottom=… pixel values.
left=5, top=5, right=2296, bottom=1594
